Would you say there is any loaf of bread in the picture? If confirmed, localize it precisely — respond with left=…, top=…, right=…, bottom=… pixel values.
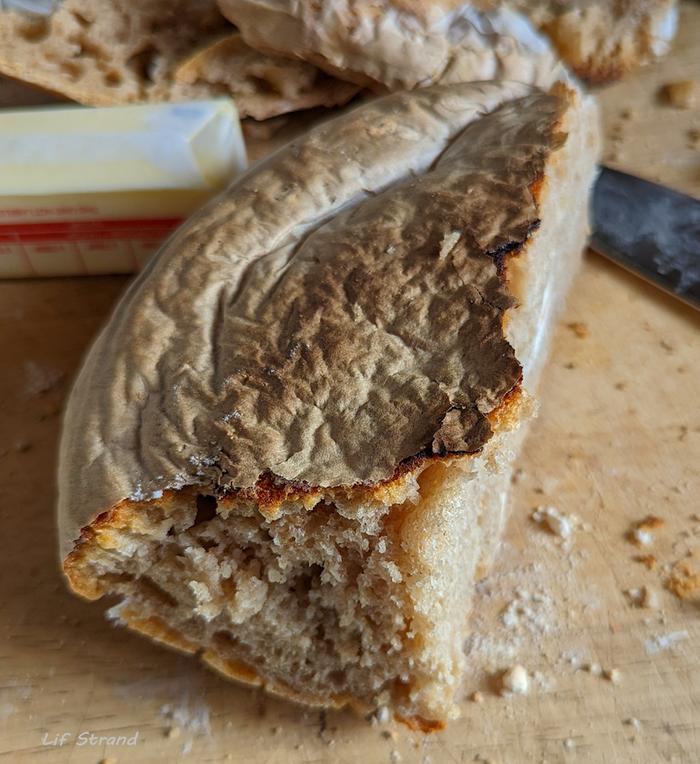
left=59, top=81, right=600, bottom=729
left=0, top=0, right=358, bottom=119
left=219, top=0, right=677, bottom=86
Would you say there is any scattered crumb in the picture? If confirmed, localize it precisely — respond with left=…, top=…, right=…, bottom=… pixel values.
left=631, top=528, right=653, bottom=547
left=689, top=128, right=700, bottom=149
left=98, top=759, right=117, bottom=764
left=381, top=729, right=398, bottom=741
left=501, top=665, right=529, bottom=696
left=627, top=516, right=664, bottom=547
left=511, top=467, right=525, bottom=485
left=531, top=506, right=573, bottom=539
left=165, top=726, right=181, bottom=740
left=645, top=630, right=689, bottom=654
left=566, top=321, right=588, bottom=338
left=390, top=750, right=402, bottom=763
left=584, top=662, right=602, bottom=677
left=639, top=516, right=665, bottom=530
left=14, top=440, right=32, bottom=452
left=564, top=738, right=575, bottom=751
left=625, top=585, right=658, bottom=609
left=624, top=717, right=642, bottom=731
left=374, top=706, right=391, bottom=725
left=660, top=80, right=700, bottom=109
left=271, top=726, right=281, bottom=735
left=633, top=554, right=657, bottom=570
left=603, top=668, right=621, bottom=684
left=614, top=381, right=627, bottom=391
left=470, top=691, right=484, bottom=703
left=620, top=107, right=635, bottom=120
left=665, top=561, right=700, bottom=599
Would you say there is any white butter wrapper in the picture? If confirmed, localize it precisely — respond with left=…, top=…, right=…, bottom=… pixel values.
left=0, top=99, right=247, bottom=278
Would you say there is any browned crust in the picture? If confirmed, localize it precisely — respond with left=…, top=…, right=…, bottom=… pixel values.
left=118, top=608, right=442, bottom=731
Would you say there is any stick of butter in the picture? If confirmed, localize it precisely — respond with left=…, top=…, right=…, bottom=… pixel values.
left=0, top=99, right=247, bottom=277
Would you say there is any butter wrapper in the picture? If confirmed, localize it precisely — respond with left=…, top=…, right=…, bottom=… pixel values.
left=0, top=99, right=247, bottom=277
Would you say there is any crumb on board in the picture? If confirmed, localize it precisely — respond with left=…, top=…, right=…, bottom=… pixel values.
left=620, top=107, right=635, bottom=120
left=633, top=554, right=657, bottom=570
left=165, top=725, right=181, bottom=739
left=665, top=561, right=700, bottom=599
left=624, top=717, right=642, bottom=731
left=603, top=668, right=621, bottom=684
left=470, top=691, right=484, bottom=703
left=564, top=738, right=575, bottom=751
left=501, top=665, right=529, bottom=696
left=638, top=516, right=665, bottom=531
left=627, top=516, right=664, bottom=547
left=625, top=585, right=658, bottom=609
left=660, top=80, right=700, bottom=109
left=645, top=630, right=689, bottom=654
left=566, top=321, right=588, bottom=338
left=584, top=662, right=602, bottom=677
left=531, top=505, right=573, bottom=539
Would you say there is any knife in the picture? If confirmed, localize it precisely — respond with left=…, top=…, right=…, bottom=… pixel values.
left=590, top=167, right=700, bottom=310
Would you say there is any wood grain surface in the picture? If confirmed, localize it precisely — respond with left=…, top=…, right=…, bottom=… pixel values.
left=0, top=5, right=699, bottom=763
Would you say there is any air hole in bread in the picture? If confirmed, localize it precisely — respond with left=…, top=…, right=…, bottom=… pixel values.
left=246, top=74, right=281, bottom=96
left=18, top=18, right=49, bottom=43
left=103, top=70, right=123, bottom=87
left=127, top=45, right=159, bottom=84
left=60, top=60, right=83, bottom=80
left=71, top=11, right=92, bottom=29
left=193, top=495, right=218, bottom=527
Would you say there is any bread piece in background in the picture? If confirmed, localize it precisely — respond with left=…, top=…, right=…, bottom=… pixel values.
left=514, top=0, right=678, bottom=82
left=0, top=0, right=359, bottom=119
left=220, top=0, right=564, bottom=91
left=59, top=81, right=600, bottom=730
left=171, top=33, right=360, bottom=122
left=219, top=0, right=677, bottom=86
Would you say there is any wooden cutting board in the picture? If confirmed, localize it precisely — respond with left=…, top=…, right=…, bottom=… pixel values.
left=1, top=5, right=698, bottom=763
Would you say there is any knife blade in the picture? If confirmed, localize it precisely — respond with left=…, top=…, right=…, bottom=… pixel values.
left=590, top=167, right=700, bottom=310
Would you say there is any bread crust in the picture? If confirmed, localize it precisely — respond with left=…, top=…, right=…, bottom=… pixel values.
left=219, top=0, right=563, bottom=91
left=219, top=0, right=677, bottom=86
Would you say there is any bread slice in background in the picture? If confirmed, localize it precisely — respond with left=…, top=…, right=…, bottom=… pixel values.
left=0, top=0, right=359, bottom=119
left=58, top=81, right=600, bottom=729
left=170, top=33, right=359, bottom=121
left=219, top=0, right=677, bottom=85
left=219, top=0, right=565, bottom=92
left=515, top=0, right=678, bottom=82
